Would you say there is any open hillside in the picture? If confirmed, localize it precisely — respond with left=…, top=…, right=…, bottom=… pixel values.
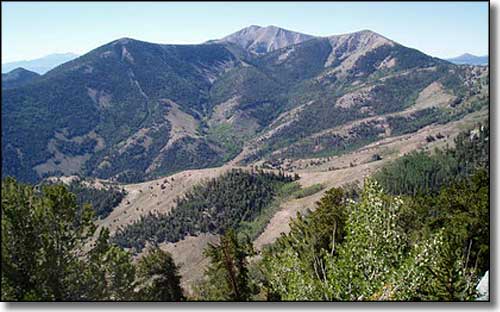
left=85, top=103, right=487, bottom=292
left=2, top=26, right=488, bottom=186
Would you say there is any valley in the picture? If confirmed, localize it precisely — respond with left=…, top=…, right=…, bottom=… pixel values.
left=2, top=23, right=489, bottom=301
left=86, top=103, right=487, bottom=294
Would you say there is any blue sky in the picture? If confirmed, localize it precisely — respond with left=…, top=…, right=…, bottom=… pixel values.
left=2, top=1, right=488, bottom=63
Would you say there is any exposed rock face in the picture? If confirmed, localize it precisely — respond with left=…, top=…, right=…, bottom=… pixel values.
left=325, top=30, right=395, bottom=71
left=214, top=25, right=315, bottom=54
left=476, top=270, right=489, bottom=301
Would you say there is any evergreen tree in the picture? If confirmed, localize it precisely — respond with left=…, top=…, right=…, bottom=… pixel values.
left=135, top=247, right=184, bottom=301
left=199, top=229, right=254, bottom=301
left=2, top=178, right=94, bottom=300
left=1, top=178, right=137, bottom=301
left=261, top=187, right=348, bottom=300
left=79, top=228, right=136, bottom=301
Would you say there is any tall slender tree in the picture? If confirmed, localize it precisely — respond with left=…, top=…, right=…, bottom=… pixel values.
left=199, top=229, right=255, bottom=301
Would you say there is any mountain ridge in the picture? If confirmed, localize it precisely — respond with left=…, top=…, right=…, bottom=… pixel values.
left=2, top=52, right=79, bottom=74
left=2, top=67, right=40, bottom=89
left=446, top=53, right=488, bottom=65
left=1, top=25, right=488, bottom=184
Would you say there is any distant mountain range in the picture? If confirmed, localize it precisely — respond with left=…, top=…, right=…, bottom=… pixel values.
left=2, top=52, right=79, bottom=74
left=446, top=53, right=488, bottom=65
left=2, top=25, right=489, bottom=183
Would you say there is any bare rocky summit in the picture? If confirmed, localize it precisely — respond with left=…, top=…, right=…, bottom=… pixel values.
left=213, top=25, right=315, bottom=54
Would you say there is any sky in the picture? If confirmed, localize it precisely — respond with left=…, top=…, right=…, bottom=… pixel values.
left=2, top=1, right=489, bottom=63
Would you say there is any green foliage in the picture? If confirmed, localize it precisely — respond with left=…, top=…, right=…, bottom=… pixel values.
left=55, top=137, right=97, bottom=156
left=452, top=124, right=489, bottom=174
left=253, top=38, right=333, bottom=87
left=374, top=150, right=457, bottom=196
left=427, top=170, right=489, bottom=274
left=388, top=171, right=488, bottom=301
left=3, top=31, right=486, bottom=184
left=375, top=124, right=489, bottom=195
left=197, top=229, right=255, bottom=301
left=238, top=181, right=301, bottom=241
left=1, top=178, right=96, bottom=300
left=1, top=177, right=185, bottom=301
left=66, top=179, right=126, bottom=219
left=113, top=169, right=295, bottom=250
left=387, top=108, right=445, bottom=136
left=2, top=39, right=238, bottom=183
left=149, top=136, right=225, bottom=180
left=206, top=123, right=248, bottom=161
left=135, top=247, right=184, bottom=301
left=209, top=66, right=286, bottom=124
left=274, top=121, right=386, bottom=160
left=2, top=68, right=40, bottom=90
left=81, top=228, right=136, bottom=301
left=292, top=183, right=324, bottom=199
left=382, top=228, right=477, bottom=301
left=261, top=187, right=348, bottom=300
left=260, top=174, right=488, bottom=301
left=324, top=180, right=407, bottom=300
left=257, top=125, right=489, bottom=301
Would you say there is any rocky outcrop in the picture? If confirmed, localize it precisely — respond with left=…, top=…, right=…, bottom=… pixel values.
left=213, top=25, right=315, bottom=54
left=476, top=270, right=489, bottom=301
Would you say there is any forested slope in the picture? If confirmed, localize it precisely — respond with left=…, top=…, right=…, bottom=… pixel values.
left=112, top=169, right=296, bottom=250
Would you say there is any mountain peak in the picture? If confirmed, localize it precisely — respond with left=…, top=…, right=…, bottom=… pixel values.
left=112, top=37, right=136, bottom=45
left=446, top=53, right=488, bottom=65
left=2, top=67, right=40, bottom=89
left=328, top=29, right=393, bottom=43
left=215, top=25, right=315, bottom=54
left=6, top=67, right=34, bottom=75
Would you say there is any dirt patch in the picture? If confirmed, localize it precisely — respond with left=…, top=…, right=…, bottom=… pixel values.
left=335, top=85, right=376, bottom=109
left=34, top=130, right=104, bottom=177
left=86, top=87, right=112, bottom=108
left=121, top=46, right=134, bottom=64
left=117, top=127, right=154, bottom=154
left=159, top=234, right=220, bottom=296
left=378, top=56, right=396, bottom=69
left=146, top=100, right=199, bottom=174
left=413, top=81, right=456, bottom=110
left=325, top=31, right=395, bottom=72
left=208, top=96, right=241, bottom=126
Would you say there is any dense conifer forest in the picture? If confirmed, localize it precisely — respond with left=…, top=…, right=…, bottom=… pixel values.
left=112, top=169, right=295, bottom=250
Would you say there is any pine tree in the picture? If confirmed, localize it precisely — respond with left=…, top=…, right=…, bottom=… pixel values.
left=1, top=178, right=95, bottom=300
left=199, top=229, right=254, bottom=301
left=135, top=247, right=184, bottom=301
